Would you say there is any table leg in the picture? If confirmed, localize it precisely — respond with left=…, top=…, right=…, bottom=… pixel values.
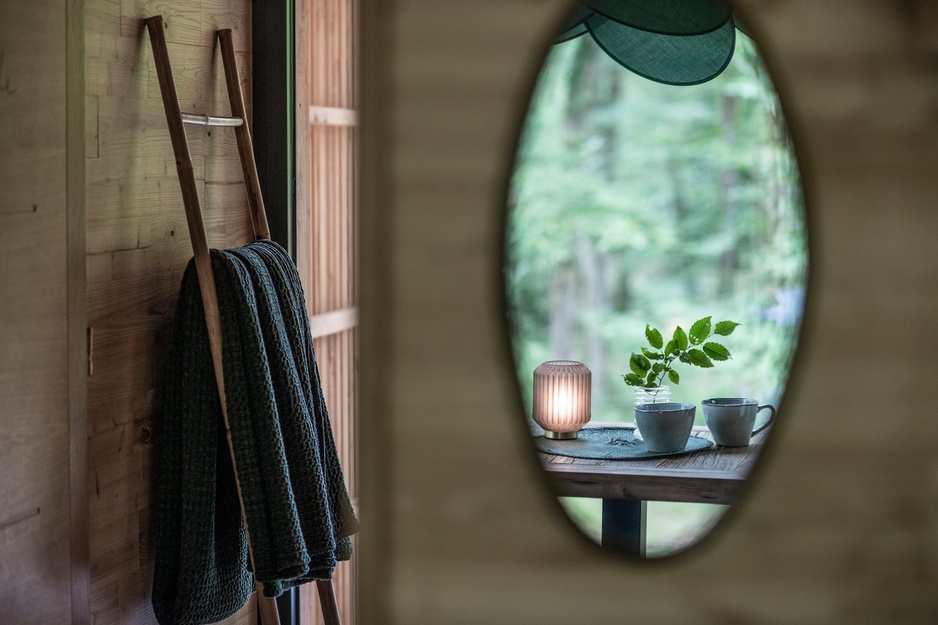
left=601, top=499, right=646, bottom=556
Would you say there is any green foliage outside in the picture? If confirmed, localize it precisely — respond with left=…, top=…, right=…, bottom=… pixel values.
left=506, top=33, right=807, bottom=555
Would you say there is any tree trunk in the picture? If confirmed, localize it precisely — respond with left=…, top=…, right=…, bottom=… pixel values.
left=718, top=93, right=740, bottom=296
left=576, top=235, right=607, bottom=414
left=549, top=260, right=577, bottom=359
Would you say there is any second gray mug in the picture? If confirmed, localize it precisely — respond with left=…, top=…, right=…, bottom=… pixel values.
left=701, top=398, right=776, bottom=447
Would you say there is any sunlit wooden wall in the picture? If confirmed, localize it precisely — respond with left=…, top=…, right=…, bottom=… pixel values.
left=83, top=1, right=256, bottom=623
left=358, top=0, right=938, bottom=623
left=296, top=0, right=359, bottom=623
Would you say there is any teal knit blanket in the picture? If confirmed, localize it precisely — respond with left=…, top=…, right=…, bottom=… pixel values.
left=151, top=240, right=358, bottom=625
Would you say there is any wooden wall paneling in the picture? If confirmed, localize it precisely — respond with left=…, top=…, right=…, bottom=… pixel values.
left=85, top=0, right=256, bottom=622
left=297, top=1, right=359, bottom=622
left=0, top=0, right=83, bottom=622
left=68, top=0, right=91, bottom=621
left=0, top=0, right=86, bottom=622
left=357, top=0, right=938, bottom=624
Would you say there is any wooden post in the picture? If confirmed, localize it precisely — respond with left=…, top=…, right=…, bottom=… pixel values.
left=602, top=499, right=646, bottom=557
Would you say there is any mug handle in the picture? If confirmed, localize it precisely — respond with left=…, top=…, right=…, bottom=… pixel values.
left=752, top=404, right=777, bottom=436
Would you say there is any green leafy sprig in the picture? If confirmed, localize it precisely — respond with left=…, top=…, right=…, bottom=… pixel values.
left=622, top=317, right=740, bottom=389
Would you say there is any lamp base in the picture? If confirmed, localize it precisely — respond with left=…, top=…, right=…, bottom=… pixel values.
left=544, top=430, right=578, bottom=440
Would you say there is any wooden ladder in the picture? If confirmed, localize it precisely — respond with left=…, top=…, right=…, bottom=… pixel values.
left=145, top=15, right=342, bottom=625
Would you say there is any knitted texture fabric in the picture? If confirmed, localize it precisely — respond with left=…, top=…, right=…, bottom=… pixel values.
left=150, top=239, right=358, bottom=625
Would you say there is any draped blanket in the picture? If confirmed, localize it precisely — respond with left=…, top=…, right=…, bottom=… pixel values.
left=151, top=239, right=358, bottom=625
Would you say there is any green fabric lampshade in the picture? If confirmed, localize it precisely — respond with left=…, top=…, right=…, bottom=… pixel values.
left=553, top=0, right=736, bottom=86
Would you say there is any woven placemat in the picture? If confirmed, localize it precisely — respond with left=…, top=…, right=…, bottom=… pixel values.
left=534, top=426, right=713, bottom=460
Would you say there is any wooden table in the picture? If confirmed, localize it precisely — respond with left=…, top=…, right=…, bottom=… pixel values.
left=535, top=421, right=768, bottom=556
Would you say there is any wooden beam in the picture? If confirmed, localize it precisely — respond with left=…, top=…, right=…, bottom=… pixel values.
left=310, top=105, right=358, bottom=127
left=544, top=463, right=746, bottom=504
left=309, top=306, right=359, bottom=338
left=67, top=0, right=89, bottom=619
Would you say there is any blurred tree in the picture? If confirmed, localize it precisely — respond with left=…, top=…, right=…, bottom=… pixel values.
left=507, top=33, right=807, bottom=422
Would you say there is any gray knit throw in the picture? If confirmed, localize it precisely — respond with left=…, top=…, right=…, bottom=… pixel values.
left=151, top=239, right=358, bottom=625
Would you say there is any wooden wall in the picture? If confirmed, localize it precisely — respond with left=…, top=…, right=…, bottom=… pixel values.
left=0, top=1, right=84, bottom=623
left=358, top=0, right=938, bottom=623
left=296, top=0, right=359, bottom=622
left=84, top=0, right=256, bottom=622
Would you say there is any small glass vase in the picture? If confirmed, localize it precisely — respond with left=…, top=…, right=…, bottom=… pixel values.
left=635, top=385, right=671, bottom=406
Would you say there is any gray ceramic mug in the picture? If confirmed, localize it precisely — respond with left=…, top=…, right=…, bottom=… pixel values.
left=634, top=402, right=696, bottom=453
left=701, top=398, right=776, bottom=447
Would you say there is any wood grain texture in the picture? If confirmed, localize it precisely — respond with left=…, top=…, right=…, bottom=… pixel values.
left=296, top=0, right=359, bottom=623
left=538, top=423, right=765, bottom=503
left=309, top=306, right=358, bottom=339
left=0, top=1, right=79, bottom=623
left=358, top=0, right=938, bottom=624
left=68, top=0, right=91, bottom=621
left=85, top=1, right=256, bottom=623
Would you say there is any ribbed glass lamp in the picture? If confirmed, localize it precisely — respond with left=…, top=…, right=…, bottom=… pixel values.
left=532, top=360, right=592, bottom=439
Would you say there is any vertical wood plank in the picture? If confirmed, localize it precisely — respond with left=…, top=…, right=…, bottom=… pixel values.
left=69, top=0, right=91, bottom=621
left=0, top=1, right=77, bottom=623
left=296, top=1, right=359, bottom=622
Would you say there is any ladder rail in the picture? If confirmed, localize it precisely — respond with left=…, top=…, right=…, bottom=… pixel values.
left=218, top=28, right=270, bottom=241
left=145, top=15, right=342, bottom=625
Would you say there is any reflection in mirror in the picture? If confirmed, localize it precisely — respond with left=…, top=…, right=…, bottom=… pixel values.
left=506, top=2, right=807, bottom=558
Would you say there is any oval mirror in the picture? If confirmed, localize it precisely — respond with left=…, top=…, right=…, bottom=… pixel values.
left=505, top=1, right=808, bottom=558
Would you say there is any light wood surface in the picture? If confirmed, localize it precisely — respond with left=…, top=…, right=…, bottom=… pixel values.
left=309, top=306, right=359, bottom=339
left=297, top=0, right=359, bottom=623
left=85, top=2, right=256, bottom=623
left=358, top=0, right=938, bottom=624
left=0, top=1, right=79, bottom=623
left=67, top=0, right=90, bottom=619
left=538, top=423, right=766, bottom=503
left=310, top=106, right=359, bottom=127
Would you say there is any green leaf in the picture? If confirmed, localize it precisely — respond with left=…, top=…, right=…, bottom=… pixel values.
left=664, top=339, right=676, bottom=358
left=645, top=325, right=664, bottom=349
left=703, top=342, right=731, bottom=361
left=646, top=371, right=657, bottom=386
left=630, top=353, right=650, bottom=375
left=714, top=320, right=741, bottom=336
left=652, top=362, right=664, bottom=374
left=689, top=316, right=712, bottom=345
left=673, top=326, right=689, bottom=351
left=668, top=369, right=680, bottom=385
left=642, top=347, right=663, bottom=361
left=624, top=373, right=644, bottom=386
left=685, top=348, right=715, bottom=368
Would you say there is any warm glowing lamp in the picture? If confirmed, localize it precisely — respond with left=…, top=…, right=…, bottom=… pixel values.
left=532, top=360, right=592, bottom=440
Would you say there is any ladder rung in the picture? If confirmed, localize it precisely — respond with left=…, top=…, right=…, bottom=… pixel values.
left=181, top=112, right=244, bottom=127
